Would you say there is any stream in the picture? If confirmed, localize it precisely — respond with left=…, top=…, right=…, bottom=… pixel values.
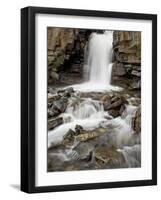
left=48, top=31, right=141, bottom=172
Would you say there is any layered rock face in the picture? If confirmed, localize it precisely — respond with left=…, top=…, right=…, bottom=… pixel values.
left=48, top=28, right=91, bottom=84
left=112, top=31, right=141, bottom=90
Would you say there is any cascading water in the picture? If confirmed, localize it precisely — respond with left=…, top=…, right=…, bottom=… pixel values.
left=71, top=31, right=121, bottom=92
left=48, top=31, right=141, bottom=171
left=85, top=31, right=113, bottom=85
left=48, top=98, right=108, bottom=147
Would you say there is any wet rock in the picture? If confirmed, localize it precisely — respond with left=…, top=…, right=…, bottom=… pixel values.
left=62, top=129, right=76, bottom=147
left=48, top=102, right=53, bottom=108
left=52, top=97, right=68, bottom=113
left=48, top=117, right=63, bottom=130
left=48, top=107, right=60, bottom=118
left=109, top=95, right=127, bottom=110
left=109, top=96, right=122, bottom=109
left=48, top=96, right=68, bottom=118
left=48, top=87, right=56, bottom=94
left=75, top=124, right=84, bottom=135
left=132, top=106, right=141, bottom=134
left=108, top=109, right=120, bottom=118
left=76, top=131, right=98, bottom=142
left=103, top=95, right=128, bottom=118
left=103, top=101, right=111, bottom=111
left=76, top=127, right=108, bottom=142
left=66, top=87, right=74, bottom=93
left=100, top=94, right=111, bottom=102
left=50, top=70, right=59, bottom=80
left=57, top=87, right=74, bottom=98
left=101, top=95, right=111, bottom=111
left=127, top=97, right=141, bottom=106
left=58, top=87, right=74, bottom=94
left=72, top=142, right=94, bottom=161
left=48, top=93, right=60, bottom=103
left=93, top=146, right=125, bottom=169
left=48, top=155, right=65, bottom=172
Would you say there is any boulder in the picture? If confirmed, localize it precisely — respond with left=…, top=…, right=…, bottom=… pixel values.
left=75, top=124, right=84, bottom=135
left=62, top=129, right=76, bottom=146
left=132, top=106, right=141, bottom=134
left=76, top=127, right=108, bottom=142
left=52, top=97, right=68, bottom=113
left=108, top=109, right=120, bottom=118
left=100, top=94, right=111, bottom=102
left=76, top=131, right=98, bottom=142
left=48, top=107, right=60, bottom=118
left=48, top=93, right=60, bottom=103
left=108, top=96, right=122, bottom=109
left=103, top=101, right=111, bottom=111
left=48, top=117, right=63, bottom=130
left=93, top=146, right=125, bottom=169
left=72, top=142, right=94, bottom=161
left=50, top=70, right=59, bottom=80
left=57, top=87, right=74, bottom=98
left=103, top=95, right=127, bottom=118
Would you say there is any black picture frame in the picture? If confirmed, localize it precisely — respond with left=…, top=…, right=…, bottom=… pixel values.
left=21, top=6, right=157, bottom=193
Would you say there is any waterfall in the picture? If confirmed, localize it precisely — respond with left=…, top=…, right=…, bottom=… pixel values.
left=85, top=31, right=113, bottom=85
left=70, top=31, right=121, bottom=92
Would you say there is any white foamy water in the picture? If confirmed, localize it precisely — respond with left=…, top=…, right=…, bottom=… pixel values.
left=86, top=31, right=113, bottom=85
left=48, top=99, right=138, bottom=150
left=48, top=98, right=108, bottom=147
left=69, top=31, right=121, bottom=92
left=48, top=100, right=140, bottom=168
left=66, top=98, right=105, bottom=119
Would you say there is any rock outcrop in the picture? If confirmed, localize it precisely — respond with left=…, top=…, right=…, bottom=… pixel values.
left=48, top=28, right=91, bottom=84
left=47, top=87, right=75, bottom=128
left=112, top=31, right=141, bottom=89
left=132, top=106, right=141, bottom=134
left=100, top=93, right=128, bottom=118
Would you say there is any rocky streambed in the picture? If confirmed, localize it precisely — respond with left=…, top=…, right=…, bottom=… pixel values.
left=47, top=30, right=141, bottom=172
left=47, top=86, right=141, bottom=172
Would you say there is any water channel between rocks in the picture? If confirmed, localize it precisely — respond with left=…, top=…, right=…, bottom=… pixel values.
left=47, top=31, right=141, bottom=172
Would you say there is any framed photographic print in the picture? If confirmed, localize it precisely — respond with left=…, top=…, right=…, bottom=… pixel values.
left=21, top=6, right=157, bottom=193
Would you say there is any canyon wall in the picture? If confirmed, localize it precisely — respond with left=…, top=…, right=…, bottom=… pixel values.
left=48, top=29, right=141, bottom=93
left=48, top=28, right=91, bottom=84
left=112, top=31, right=141, bottom=91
